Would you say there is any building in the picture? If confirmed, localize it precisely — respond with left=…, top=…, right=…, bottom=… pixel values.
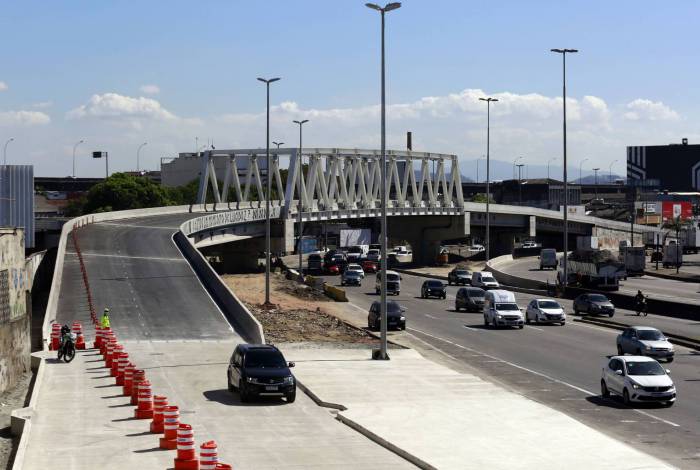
left=491, top=178, right=581, bottom=210
left=0, top=165, right=34, bottom=248
left=627, top=139, right=700, bottom=192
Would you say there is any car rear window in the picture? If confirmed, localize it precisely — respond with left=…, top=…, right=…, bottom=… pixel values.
left=467, top=289, right=485, bottom=298
left=386, top=274, right=400, bottom=281
left=426, top=280, right=443, bottom=287
left=589, top=294, right=608, bottom=302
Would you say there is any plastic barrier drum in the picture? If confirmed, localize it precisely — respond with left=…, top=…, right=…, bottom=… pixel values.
left=199, top=441, right=218, bottom=470
left=159, top=406, right=179, bottom=450
left=150, top=395, right=168, bottom=433
left=174, top=423, right=198, bottom=470
left=134, top=380, right=154, bottom=419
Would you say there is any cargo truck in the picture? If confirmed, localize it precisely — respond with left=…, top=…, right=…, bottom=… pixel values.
left=679, top=226, right=700, bottom=254
left=662, top=243, right=683, bottom=268
left=558, top=250, right=625, bottom=290
left=620, top=246, right=645, bottom=276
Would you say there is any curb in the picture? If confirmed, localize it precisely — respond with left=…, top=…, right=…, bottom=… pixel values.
left=574, top=317, right=700, bottom=351
left=295, top=380, right=347, bottom=411
left=643, top=270, right=700, bottom=283
left=335, top=413, right=437, bottom=470
left=10, top=352, right=46, bottom=470
left=392, top=268, right=548, bottom=296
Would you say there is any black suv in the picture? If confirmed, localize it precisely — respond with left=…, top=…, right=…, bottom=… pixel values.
left=421, top=280, right=446, bottom=299
left=448, top=268, right=471, bottom=285
left=227, top=344, right=296, bottom=403
left=368, top=300, right=406, bottom=330
left=455, top=287, right=485, bottom=312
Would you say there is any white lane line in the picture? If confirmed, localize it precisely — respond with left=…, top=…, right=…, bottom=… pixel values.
left=527, top=326, right=545, bottom=332
left=463, top=325, right=482, bottom=332
left=570, top=321, right=620, bottom=335
left=405, top=326, right=681, bottom=428
left=424, top=314, right=439, bottom=320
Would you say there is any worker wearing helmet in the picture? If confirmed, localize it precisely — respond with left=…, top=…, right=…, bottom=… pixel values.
left=101, top=308, right=111, bottom=329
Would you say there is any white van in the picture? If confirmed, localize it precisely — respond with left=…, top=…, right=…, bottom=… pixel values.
left=471, top=271, right=500, bottom=289
left=484, top=290, right=524, bottom=329
left=539, top=248, right=558, bottom=270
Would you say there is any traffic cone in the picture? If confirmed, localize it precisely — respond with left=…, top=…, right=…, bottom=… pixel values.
left=159, top=406, right=179, bottom=450
left=173, top=424, right=199, bottom=470
left=150, top=396, right=168, bottom=433
left=199, top=441, right=218, bottom=470
left=134, top=380, right=154, bottom=419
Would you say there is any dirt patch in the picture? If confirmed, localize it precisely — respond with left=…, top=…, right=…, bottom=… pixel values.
left=223, top=273, right=378, bottom=345
left=0, top=372, right=32, bottom=470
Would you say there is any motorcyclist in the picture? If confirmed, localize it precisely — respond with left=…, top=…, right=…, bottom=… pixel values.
left=635, top=290, right=647, bottom=310
left=101, top=308, right=111, bottom=329
left=59, top=324, right=71, bottom=346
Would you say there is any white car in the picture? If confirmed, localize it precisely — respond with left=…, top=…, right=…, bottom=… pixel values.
left=600, top=355, right=676, bottom=407
left=346, top=264, right=365, bottom=279
left=522, top=242, right=538, bottom=249
left=471, top=271, right=500, bottom=290
left=469, top=244, right=485, bottom=252
left=525, top=298, right=566, bottom=325
left=366, top=249, right=381, bottom=262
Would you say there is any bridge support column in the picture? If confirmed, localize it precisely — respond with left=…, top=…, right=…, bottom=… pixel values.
left=529, top=216, right=536, bottom=238
left=272, top=218, right=295, bottom=255
left=388, top=213, right=470, bottom=265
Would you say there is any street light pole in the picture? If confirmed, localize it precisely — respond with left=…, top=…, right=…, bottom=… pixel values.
left=3, top=138, right=14, bottom=165
left=272, top=141, right=284, bottom=149
left=293, top=119, right=309, bottom=281
left=608, top=159, right=618, bottom=182
left=367, top=1, right=400, bottom=361
left=551, top=47, right=578, bottom=289
left=479, top=97, right=498, bottom=264
left=72, top=140, right=85, bottom=178
left=258, top=76, right=281, bottom=306
left=517, top=163, right=525, bottom=205
left=547, top=157, right=558, bottom=180
left=512, top=156, right=523, bottom=180
left=137, top=142, right=147, bottom=172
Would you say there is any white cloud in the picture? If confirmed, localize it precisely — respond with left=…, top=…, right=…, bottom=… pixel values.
left=623, top=99, right=679, bottom=121
left=0, top=81, right=7, bottom=91
left=0, top=110, right=50, bottom=126
left=32, top=101, right=53, bottom=109
left=139, top=84, right=160, bottom=95
left=66, top=92, right=176, bottom=121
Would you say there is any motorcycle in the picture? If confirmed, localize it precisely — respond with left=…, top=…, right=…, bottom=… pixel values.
left=635, top=298, right=648, bottom=317
left=57, top=332, right=77, bottom=363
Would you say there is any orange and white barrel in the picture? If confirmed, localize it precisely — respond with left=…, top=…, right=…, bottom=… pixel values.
left=115, top=353, right=129, bottom=385
left=110, top=344, right=124, bottom=376
left=174, top=423, right=198, bottom=470
left=131, top=369, right=145, bottom=405
left=159, top=406, right=179, bottom=450
left=122, top=363, right=135, bottom=396
left=200, top=441, right=218, bottom=470
left=134, top=380, right=153, bottom=419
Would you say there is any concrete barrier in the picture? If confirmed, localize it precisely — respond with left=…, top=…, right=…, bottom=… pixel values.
left=487, top=255, right=548, bottom=290
left=324, top=284, right=348, bottom=302
left=173, top=231, right=265, bottom=344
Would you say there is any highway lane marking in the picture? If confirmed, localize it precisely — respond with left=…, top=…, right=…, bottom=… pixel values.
left=527, top=326, right=544, bottom=332
left=68, top=252, right=186, bottom=262
left=405, top=326, right=681, bottom=428
left=462, top=325, right=483, bottom=332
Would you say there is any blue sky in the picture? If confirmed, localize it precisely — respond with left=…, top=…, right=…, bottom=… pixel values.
left=1, top=1, right=699, bottom=177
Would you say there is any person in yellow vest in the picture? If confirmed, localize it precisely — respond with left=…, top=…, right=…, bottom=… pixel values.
left=101, top=308, right=111, bottom=329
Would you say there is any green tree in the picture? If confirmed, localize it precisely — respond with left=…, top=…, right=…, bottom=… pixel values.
left=83, top=173, right=177, bottom=213
left=470, top=193, right=493, bottom=203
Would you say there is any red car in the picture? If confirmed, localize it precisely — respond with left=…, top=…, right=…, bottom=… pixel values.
left=362, top=260, right=378, bottom=273
left=325, top=263, right=341, bottom=275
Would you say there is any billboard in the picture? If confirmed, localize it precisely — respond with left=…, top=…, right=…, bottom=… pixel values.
left=661, top=201, right=692, bottom=222
left=0, top=165, right=34, bottom=248
left=627, top=143, right=700, bottom=191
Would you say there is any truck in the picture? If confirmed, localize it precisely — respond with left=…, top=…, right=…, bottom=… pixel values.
left=559, top=250, right=624, bottom=291
left=576, top=236, right=599, bottom=250
left=539, top=248, right=558, bottom=270
left=619, top=246, right=645, bottom=276
left=662, top=243, right=683, bottom=268
left=679, top=226, right=700, bottom=254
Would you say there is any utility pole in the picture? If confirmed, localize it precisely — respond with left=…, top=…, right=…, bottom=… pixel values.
left=479, top=97, right=498, bottom=264
left=293, top=119, right=309, bottom=281
left=517, top=163, right=524, bottom=205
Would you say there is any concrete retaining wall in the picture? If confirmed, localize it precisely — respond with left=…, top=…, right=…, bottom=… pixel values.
left=174, top=231, right=265, bottom=344
left=487, top=255, right=548, bottom=290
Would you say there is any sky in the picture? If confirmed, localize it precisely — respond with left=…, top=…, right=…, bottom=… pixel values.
left=1, top=0, right=699, bottom=179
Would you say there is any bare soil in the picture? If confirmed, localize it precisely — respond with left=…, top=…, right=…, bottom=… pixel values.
left=222, top=273, right=378, bottom=345
left=0, top=372, right=32, bottom=470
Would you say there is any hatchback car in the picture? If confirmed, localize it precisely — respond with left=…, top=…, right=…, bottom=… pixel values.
left=362, top=260, right=379, bottom=273
left=341, top=269, right=362, bottom=287
left=227, top=344, right=296, bottom=403
left=573, top=293, right=615, bottom=317
left=346, top=263, right=365, bottom=279
left=455, top=287, right=485, bottom=312
left=617, top=327, right=674, bottom=362
left=600, top=355, right=675, bottom=407
left=525, top=298, right=566, bottom=325
left=368, top=300, right=406, bottom=330
left=448, top=268, right=472, bottom=285
left=421, top=280, right=446, bottom=299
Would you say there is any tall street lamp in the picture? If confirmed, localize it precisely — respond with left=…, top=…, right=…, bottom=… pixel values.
left=479, top=97, right=498, bottom=264
left=512, top=156, right=523, bottom=180
left=547, top=157, right=558, bottom=180
left=579, top=157, right=588, bottom=183
left=593, top=167, right=600, bottom=218
left=366, top=1, right=400, bottom=361
left=3, top=138, right=14, bottom=165
left=137, top=142, right=148, bottom=172
left=516, top=163, right=525, bottom=205
left=258, top=76, right=281, bottom=306
left=293, top=119, right=309, bottom=281
left=608, top=159, right=618, bottom=182
left=72, top=139, right=85, bottom=178
left=551, top=47, right=578, bottom=289
left=272, top=141, right=284, bottom=149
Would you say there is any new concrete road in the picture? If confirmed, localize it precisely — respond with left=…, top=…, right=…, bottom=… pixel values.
left=500, top=255, right=700, bottom=305
left=56, top=213, right=235, bottom=340
left=319, top=271, right=700, bottom=468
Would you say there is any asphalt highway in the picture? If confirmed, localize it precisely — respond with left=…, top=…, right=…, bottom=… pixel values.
left=321, top=271, right=700, bottom=468
left=56, top=213, right=236, bottom=341
left=501, top=255, right=700, bottom=305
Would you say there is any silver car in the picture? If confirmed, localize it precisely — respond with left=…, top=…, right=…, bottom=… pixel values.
left=616, top=326, right=674, bottom=362
left=525, top=298, right=566, bottom=325
left=601, top=355, right=676, bottom=407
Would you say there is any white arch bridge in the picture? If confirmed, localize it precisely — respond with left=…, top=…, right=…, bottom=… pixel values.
left=192, top=148, right=658, bottom=263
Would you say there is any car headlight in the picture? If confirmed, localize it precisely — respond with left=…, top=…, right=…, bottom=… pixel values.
left=644, top=344, right=652, bottom=350
left=496, top=314, right=503, bottom=319
left=246, top=377, right=258, bottom=384
left=400, top=316, right=405, bottom=321
left=283, top=376, right=294, bottom=385
left=631, top=382, right=641, bottom=390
